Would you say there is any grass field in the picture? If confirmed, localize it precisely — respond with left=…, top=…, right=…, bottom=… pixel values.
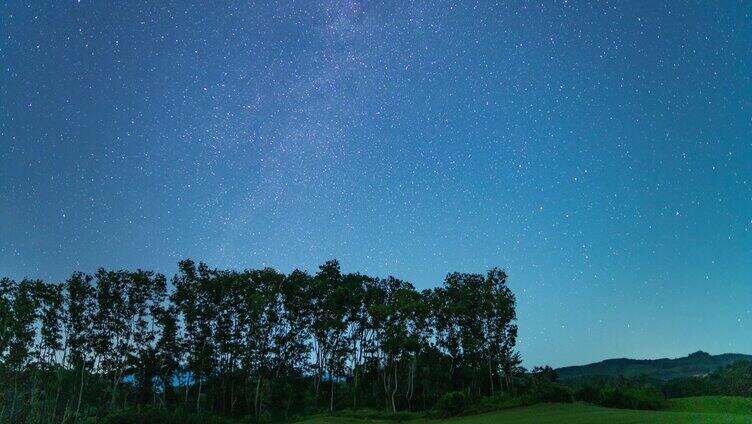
left=668, top=396, right=752, bottom=415
left=298, top=401, right=752, bottom=424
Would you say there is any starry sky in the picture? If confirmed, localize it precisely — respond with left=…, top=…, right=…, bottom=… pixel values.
left=1, top=1, right=751, bottom=368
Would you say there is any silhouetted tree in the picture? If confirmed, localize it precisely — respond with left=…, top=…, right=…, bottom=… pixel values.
left=0, top=259, right=521, bottom=422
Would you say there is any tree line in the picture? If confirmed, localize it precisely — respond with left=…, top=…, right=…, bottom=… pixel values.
left=662, top=360, right=752, bottom=398
left=0, top=260, right=521, bottom=423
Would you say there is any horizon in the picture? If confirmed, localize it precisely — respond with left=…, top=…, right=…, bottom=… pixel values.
left=1, top=257, right=749, bottom=368
left=557, top=350, right=752, bottom=368
left=1, top=258, right=748, bottom=370
left=2, top=0, right=751, bottom=370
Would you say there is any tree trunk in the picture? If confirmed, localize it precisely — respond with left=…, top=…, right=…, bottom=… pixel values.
left=352, top=367, right=358, bottom=408
left=488, top=360, right=494, bottom=396
left=110, top=366, right=125, bottom=407
left=255, top=375, right=262, bottom=419
left=382, top=361, right=390, bottom=412
left=75, top=363, right=85, bottom=419
left=196, top=377, right=203, bottom=413
left=184, top=377, right=190, bottom=406
left=391, top=365, right=398, bottom=413
left=329, top=375, right=335, bottom=412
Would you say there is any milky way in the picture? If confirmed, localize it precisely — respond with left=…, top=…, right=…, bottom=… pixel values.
left=1, top=1, right=751, bottom=367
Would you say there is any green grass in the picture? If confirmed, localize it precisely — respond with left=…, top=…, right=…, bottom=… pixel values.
left=669, top=396, right=752, bottom=415
left=297, top=402, right=752, bottom=424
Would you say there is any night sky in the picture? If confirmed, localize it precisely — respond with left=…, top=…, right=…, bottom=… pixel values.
left=2, top=1, right=751, bottom=368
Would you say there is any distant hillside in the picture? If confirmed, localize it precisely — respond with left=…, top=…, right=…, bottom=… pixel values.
left=557, top=351, right=752, bottom=381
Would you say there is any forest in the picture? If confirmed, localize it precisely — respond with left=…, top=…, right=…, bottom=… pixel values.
left=0, top=260, right=523, bottom=423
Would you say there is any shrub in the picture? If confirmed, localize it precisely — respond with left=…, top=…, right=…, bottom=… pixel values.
left=531, top=381, right=573, bottom=403
left=662, top=376, right=710, bottom=398
left=574, top=384, right=601, bottom=404
left=468, top=393, right=537, bottom=414
left=598, top=386, right=666, bottom=410
left=436, top=391, right=469, bottom=417
left=97, top=407, right=242, bottom=424
left=333, top=408, right=424, bottom=421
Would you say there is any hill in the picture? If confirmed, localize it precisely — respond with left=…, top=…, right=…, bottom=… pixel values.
left=557, top=351, right=752, bottom=380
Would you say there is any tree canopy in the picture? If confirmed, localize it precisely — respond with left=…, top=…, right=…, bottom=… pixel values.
left=0, top=260, right=520, bottom=423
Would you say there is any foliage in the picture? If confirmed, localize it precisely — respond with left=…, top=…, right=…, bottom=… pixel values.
left=530, top=381, right=573, bottom=404
left=0, top=260, right=520, bottom=423
left=332, top=408, right=424, bottom=421
left=466, top=393, right=536, bottom=414
left=662, top=360, right=752, bottom=398
left=662, top=376, right=713, bottom=398
left=557, top=350, right=752, bottom=381
left=526, top=365, right=572, bottom=403
left=565, top=376, right=665, bottom=410
left=596, top=386, right=666, bottom=410
left=436, top=391, right=470, bottom=417
left=95, top=407, right=244, bottom=424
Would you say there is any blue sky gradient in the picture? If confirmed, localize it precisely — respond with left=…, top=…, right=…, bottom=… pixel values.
left=2, top=1, right=751, bottom=367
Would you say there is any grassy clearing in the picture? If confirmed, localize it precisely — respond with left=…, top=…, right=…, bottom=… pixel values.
left=297, top=402, right=752, bottom=424
left=668, top=396, right=752, bottom=415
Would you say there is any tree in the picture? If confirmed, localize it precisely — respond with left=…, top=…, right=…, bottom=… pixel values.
left=0, top=278, right=15, bottom=366
left=128, top=270, right=167, bottom=405
left=370, top=277, right=422, bottom=412
left=64, top=272, right=95, bottom=420
left=0, top=259, right=521, bottom=421
left=482, top=268, right=517, bottom=396
left=36, top=282, right=65, bottom=368
left=172, top=260, right=217, bottom=413
left=310, top=260, right=359, bottom=411
left=238, top=267, right=285, bottom=419
left=272, top=269, right=314, bottom=418
left=154, top=304, right=182, bottom=406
